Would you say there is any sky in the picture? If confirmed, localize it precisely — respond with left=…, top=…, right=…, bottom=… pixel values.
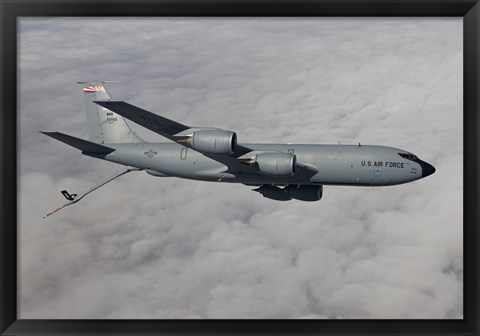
left=18, top=18, right=463, bottom=319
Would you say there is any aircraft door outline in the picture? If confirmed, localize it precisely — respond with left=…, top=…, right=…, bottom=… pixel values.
left=181, top=147, right=187, bottom=160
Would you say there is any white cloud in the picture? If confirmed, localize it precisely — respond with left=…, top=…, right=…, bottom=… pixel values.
left=18, top=18, right=462, bottom=319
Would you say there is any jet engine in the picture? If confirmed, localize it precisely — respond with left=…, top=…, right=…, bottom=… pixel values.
left=289, top=185, right=323, bottom=201
left=254, top=185, right=323, bottom=202
left=255, top=152, right=296, bottom=176
left=184, top=129, right=237, bottom=155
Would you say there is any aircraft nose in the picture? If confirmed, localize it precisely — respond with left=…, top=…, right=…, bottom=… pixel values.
left=421, top=161, right=436, bottom=178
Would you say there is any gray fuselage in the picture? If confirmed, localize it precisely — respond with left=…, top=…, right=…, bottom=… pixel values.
left=93, top=142, right=434, bottom=187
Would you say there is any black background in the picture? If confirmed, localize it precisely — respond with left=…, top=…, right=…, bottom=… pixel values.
left=1, top=1, right=478, bottom=335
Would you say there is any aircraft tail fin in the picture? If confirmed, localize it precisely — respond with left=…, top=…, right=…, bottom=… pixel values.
left=40, top=131, right=115, bottom=154
left=77, top=82, right=145, bottom=144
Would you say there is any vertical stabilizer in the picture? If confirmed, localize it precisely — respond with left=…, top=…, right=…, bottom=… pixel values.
left=78, top=82, right=144, bottom=144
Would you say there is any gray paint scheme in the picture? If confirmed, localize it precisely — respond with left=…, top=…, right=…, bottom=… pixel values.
left=98, top=142, right=433, bottom=186
left=79, top=82, right=144, bottom=144
left=42, top=83, right=436, bottom=210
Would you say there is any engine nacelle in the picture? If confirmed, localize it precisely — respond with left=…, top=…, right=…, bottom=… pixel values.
left=288, top=185, right=323, bottom=202
left=186, top=129, right=237, bottom=155
left=255, top=185, right=323, bottom=202
left=255, top=152, right=296, bottom=176
left=256, top=185, right=291, bottom=201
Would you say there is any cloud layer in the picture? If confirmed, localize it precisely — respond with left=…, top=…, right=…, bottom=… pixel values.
left=18, top=18, right=462, bottom=319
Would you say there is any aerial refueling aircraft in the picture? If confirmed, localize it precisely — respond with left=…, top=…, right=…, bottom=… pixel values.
left=42, top=82, right=435, bottom=217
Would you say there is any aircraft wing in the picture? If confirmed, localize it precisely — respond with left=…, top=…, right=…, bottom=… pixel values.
left=94, top=101, right=189, bottom=141
left=41, top=131, right=115, bottom=154
left=94, top=101, right=254, bottom=173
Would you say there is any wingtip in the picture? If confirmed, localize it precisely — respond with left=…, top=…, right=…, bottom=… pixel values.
left=94, top=100, right=122, bottom=104
left=40, top=131, right=57, bottom=136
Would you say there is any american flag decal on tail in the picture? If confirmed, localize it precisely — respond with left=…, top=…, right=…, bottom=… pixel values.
left=83, top=86, right=106, bottom=93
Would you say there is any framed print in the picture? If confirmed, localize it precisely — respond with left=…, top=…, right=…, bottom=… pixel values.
left=1, top=0, right=479, bottom=335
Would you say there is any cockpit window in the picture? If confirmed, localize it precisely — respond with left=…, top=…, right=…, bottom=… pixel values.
left=398, top=153, right=418, bottom=161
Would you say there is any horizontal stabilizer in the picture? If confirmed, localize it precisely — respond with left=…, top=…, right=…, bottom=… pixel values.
left=40, top=132, right=115, bottom=154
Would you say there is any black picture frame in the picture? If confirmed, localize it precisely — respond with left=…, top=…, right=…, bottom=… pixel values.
left=1, top=1, right=478, bottom=335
